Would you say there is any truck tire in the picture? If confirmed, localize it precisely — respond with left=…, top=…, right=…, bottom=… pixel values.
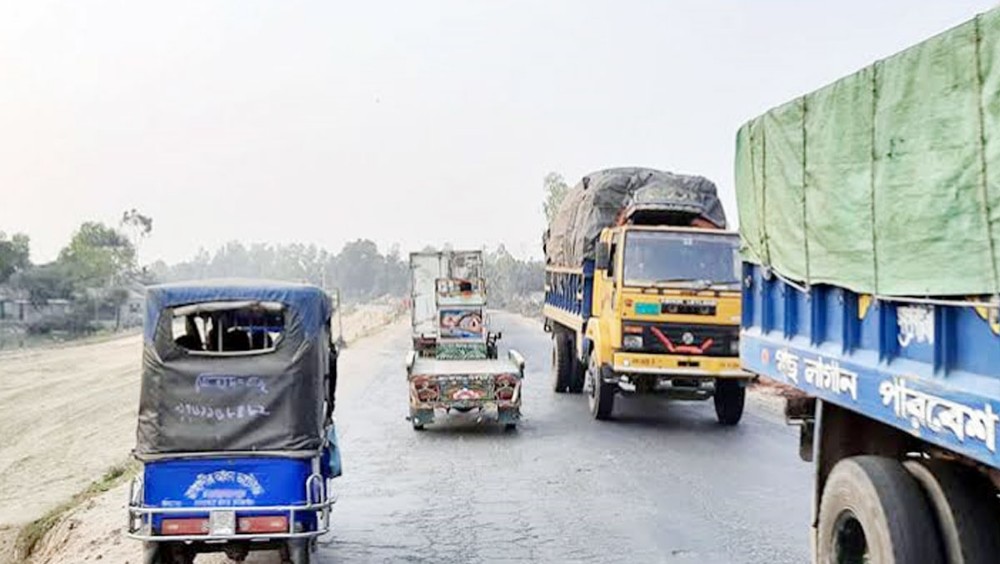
left=903, top=459, right=1000, bottom=564
left=551, top=331, right=572, bottom=393
left=586, top=354, right=614, bottom=420
left=817, top=456, right=944, bottom=564
left=568, top=355, right=586, bottom=394
left=713, top=379, right=745, bottom=426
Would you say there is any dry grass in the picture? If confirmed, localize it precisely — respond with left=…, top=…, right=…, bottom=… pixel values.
left=14, top=461, right=138, bottom=561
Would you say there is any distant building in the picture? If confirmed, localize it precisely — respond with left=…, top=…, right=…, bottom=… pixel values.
left=0, top=298, right=72, bottom=324
left=116, top=288, right=145, bottom=329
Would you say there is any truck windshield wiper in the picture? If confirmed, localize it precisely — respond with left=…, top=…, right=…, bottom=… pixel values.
left=652, top=278, right=738, bottom=289
left=653, top=278, right=712, bottom=287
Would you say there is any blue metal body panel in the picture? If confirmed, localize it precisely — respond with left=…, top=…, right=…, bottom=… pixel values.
left=544, top=260, right=595, bottom=326
left=740, top=263, right=1000, bottom=470
left=143, top=456, right=317, bottom=531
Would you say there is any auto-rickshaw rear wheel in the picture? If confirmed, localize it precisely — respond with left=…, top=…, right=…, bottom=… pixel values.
left=143, top=542, right=194, bottom=564
left=284, top=539, right=312, bottom=564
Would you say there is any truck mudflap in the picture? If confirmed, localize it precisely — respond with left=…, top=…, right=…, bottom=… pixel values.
left=611, top=351, right=748, bottom=379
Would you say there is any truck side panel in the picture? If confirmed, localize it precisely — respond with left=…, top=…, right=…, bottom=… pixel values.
left=543, top=260, right=594, bottom=332
left=411, top=254, right=446, bottom=337
left=740, top=262, right=1000, bottom=470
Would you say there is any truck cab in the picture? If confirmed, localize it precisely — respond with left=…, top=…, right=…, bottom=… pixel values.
left=583, top=225, right=750, bottom=420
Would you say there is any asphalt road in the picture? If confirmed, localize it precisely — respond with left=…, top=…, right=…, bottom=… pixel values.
left=322, top=313, right=811, bottom=564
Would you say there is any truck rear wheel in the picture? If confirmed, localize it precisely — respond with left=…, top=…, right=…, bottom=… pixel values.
left=818, top=456, right=943, bottom=564
left=551, top=331, right=573, bottom=393
left=713, top=379, right=745, bottom=426
left=586, top=355, right=614, bottom=420
left=903, top=459, right=1000, bottom=564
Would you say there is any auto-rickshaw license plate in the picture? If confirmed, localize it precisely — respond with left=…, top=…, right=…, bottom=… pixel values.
left=209, top=510, right=236, bottom=536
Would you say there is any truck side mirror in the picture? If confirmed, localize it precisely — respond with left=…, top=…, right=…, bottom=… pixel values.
left=595, top=244, right=612, bottom=274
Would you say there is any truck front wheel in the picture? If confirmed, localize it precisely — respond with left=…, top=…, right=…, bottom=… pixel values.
left=551, top=331, right=573, bottom=393
left=713, top=379, right=745, bottom=426
left=568, top=355, right=585, bottom=394
left=586, top=355, right=614, bottom=420
left=817, top=456, right=943, bottom=564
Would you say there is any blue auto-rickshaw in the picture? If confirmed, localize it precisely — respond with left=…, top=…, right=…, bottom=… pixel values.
left=127, top=280, right=341, bottom=564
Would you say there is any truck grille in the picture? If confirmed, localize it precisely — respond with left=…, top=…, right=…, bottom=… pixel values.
left=624, top=322, right=738, bottom=357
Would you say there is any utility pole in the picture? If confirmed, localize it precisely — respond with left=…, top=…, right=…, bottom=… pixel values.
left=333, top=287, right=346, bottom=348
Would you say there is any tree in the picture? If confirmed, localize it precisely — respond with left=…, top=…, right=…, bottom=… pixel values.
left=58, top=222, right=136, bottom=288
left=53, top=222, right=137, bottom=330
left=336, top=239, right=383, bottom=301
left=484, top=245, right=544, bottom=308
left=0, top=231, right=31, bottom=284
left=543, top=172, right=569, bottom=223
left=120, top=209, right=153, bottom=266
left=151, top=239, right=412, bottom=304
left=11, top=262, right=74, bottom=304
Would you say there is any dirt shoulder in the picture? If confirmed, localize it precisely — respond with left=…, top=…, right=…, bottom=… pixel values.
left=0, top=300, right=405, bottom=564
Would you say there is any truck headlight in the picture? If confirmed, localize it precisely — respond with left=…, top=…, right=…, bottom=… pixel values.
left=730, top=339, right=740, bottom=354
left=623, top=335, right=643, bottom=350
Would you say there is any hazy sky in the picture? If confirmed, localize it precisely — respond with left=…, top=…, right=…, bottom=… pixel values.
left=1, top=1, right=995, bottom=264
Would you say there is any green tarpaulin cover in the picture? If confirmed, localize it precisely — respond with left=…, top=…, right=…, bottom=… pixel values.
left=735, top=9, right=1000, bottom=297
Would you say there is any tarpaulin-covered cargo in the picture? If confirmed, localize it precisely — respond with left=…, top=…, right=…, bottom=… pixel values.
left=135, top=280, right=332, bottom=460
left=544, top=167, right=727, bottom=266
left=735, top=8, right=1000, bottom=297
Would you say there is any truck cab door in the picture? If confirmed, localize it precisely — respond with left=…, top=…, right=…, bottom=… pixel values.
left=594, top=235, right=618, bottom=319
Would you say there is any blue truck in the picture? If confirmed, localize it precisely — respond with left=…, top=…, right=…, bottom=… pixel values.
left=736, top=9, right=1000, bottom=563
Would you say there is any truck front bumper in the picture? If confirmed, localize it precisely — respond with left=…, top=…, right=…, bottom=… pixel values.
left=611, top=352, right=749, bottom=379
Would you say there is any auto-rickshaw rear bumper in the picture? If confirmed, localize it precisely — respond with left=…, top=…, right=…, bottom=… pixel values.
left=126, top=473, right=334, bottom=543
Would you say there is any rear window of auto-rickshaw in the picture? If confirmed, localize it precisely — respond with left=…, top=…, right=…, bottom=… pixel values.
left=169, top=301, right=286, bottom=355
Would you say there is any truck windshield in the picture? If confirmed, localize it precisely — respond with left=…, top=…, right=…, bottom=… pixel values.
left=622, top=231, right=739, bottom=287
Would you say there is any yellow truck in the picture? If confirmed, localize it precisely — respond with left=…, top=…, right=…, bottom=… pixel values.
left=542, top=168, right=750, bottom=422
